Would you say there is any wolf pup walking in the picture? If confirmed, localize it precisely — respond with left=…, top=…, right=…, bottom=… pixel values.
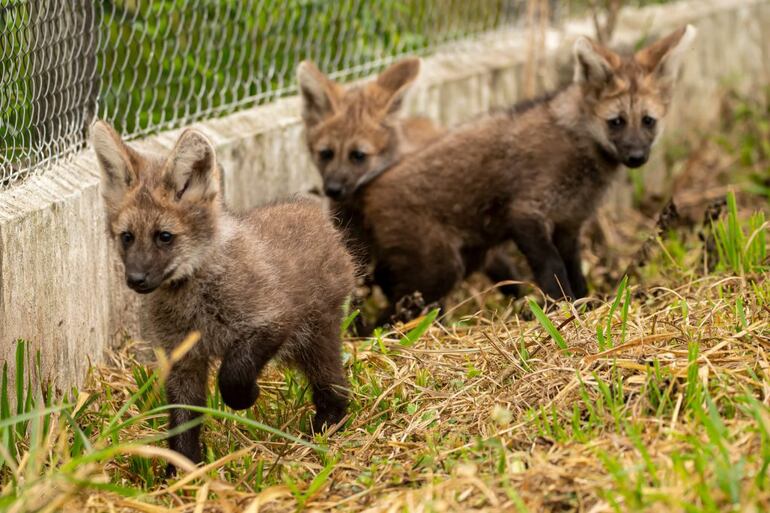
left=91, top=121, right=355, bottom=474
left=301, top=26, right=695, bottom=319
left=297, top=58, right=521, bottom=315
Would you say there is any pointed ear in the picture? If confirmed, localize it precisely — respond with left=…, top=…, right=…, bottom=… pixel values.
left=163, top=129, right=219, bottom=203
left=573, top=36, right=619, bottom=89
left=636, top=25, right=697, bottom=89
left=375, top=58, right=420, bottom=114
left=297, top=60, right=340, bottom=128
left=90, top=120, right=138, bottom=207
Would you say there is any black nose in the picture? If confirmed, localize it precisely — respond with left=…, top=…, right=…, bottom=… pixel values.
left=625, top=150, right=648, bottom=168
left=324, top=182, right=345, bottom=199
left=126, top=272, right=148, bottom=289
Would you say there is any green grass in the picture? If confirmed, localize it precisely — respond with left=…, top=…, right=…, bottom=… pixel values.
left=528, top=299, right=569, bottom=353
left=712, top=191, right=767, bottom=275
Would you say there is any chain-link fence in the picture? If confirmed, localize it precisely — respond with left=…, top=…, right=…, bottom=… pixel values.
left=2, top=0, right=554, bottom=190
left=1, top=1, right=98, bottom=188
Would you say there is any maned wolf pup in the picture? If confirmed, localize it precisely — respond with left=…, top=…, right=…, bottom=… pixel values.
left=91, top=121, right=355, bottom=473
left=298, top=58, right=521, bottom=303
left=304, top=26, right=696, bottom=319
left=297, top=58, right=442, bottom=203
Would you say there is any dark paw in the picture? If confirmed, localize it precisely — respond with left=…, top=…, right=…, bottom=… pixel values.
left=165, top=463, right=177, bottom=479
left=219, top=379, right=260, bottom=410
left=311, top=406, right=347, bottom=434
left=391, top=291, right=428, bottom=325
left=311, top=389, right=348, bottom=434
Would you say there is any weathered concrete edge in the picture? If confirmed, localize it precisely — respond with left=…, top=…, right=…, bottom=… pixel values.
left=0, top=0, right=767, bottom=391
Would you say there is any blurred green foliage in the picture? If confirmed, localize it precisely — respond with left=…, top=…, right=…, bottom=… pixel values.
left=98, top=0, right=516, bottom=136
left=1, top=0, right=674, bottom=177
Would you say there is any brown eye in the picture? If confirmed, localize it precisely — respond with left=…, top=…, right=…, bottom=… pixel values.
left=349, top=149, right=367, bottom=163
left=319, top=149, right=334, bottom=161
left=156, top=231, right=174, bottom=245
left=120, top=231, right=134, bottom=247
left=607, top=116, right=626, bottom=129
left=642, top=115, right=657, bottom=128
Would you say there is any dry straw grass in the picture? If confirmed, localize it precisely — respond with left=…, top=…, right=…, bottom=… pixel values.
left=32, top=265, right=765, bottom=512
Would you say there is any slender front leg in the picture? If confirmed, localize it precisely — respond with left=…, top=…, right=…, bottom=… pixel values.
left=553, top=224, right=588, bottom=299
left=217, top=328, right=285, bottom=411
left=166, top=357, right=208, bottom=476
left=509, top=215, right=574, bottom=300
left=293, top=319, right=350, bottom=433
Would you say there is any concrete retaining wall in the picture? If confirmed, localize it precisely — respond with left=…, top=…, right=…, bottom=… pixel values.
left=1, top=0, right=767, bottom=392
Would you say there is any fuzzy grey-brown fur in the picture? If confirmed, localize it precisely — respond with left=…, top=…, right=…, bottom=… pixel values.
left=91, top=121, right=356, bottom=473
left=299, top=59, right=523, bottom=326
left=308, top=26, right=695, bottom=318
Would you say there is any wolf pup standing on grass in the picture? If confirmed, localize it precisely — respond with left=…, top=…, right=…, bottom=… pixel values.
left=301, top=26, right=695, bottom=322
left=298, top=58, right=522, bottom=315
left=91, top=121, right=355, bottom=474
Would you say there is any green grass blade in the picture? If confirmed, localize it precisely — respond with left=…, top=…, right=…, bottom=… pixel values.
left=604, top=276, right=629, bottom=349
left=340, top=309, right=360, bottom=336
left=15, top=340, right=24, bottom=416
left=139, top=404, right=325, bottom=452
left=0, top=404, right=73, bottom=431
left=301, top=456, right=338, bottom=505
left=620, top=286, right=631, bottom=345
left=1, top=362, right=9, bottom=421
left=98, top=372, right=159, bottom=441
left=400, top=308, right=439, bottom=347
left=528, top=299, right=569, bottom=354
